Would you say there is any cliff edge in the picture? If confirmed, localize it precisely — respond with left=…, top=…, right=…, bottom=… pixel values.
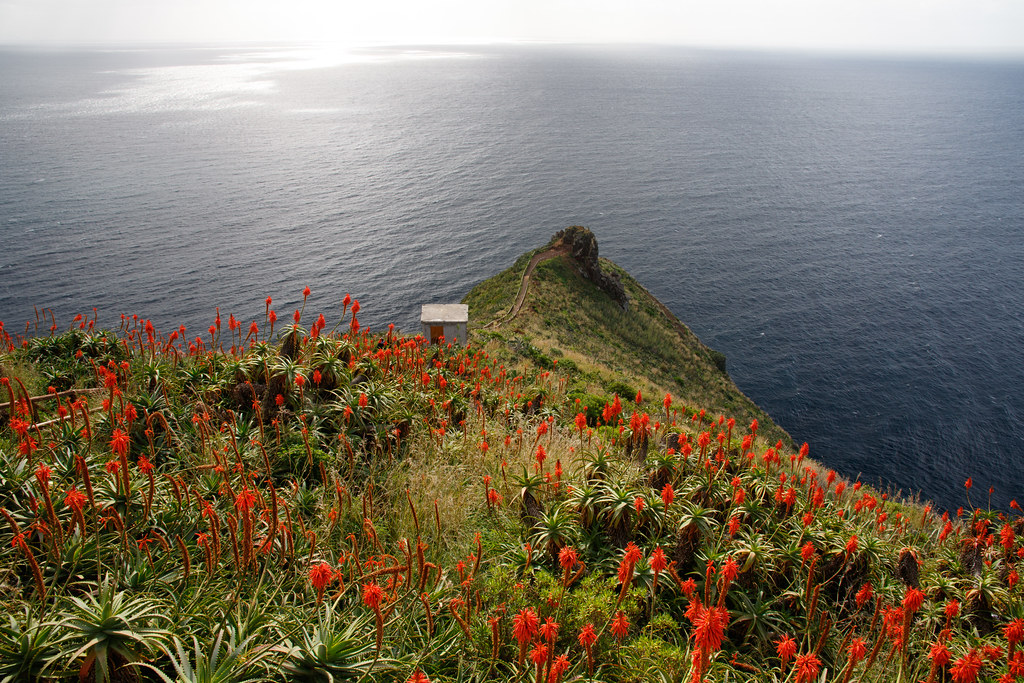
left=463, top=227, right=792, bottom=448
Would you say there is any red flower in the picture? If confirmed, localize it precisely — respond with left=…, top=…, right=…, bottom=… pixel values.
left=846, top=534, right=858, bottom=555
left=303, top=286, right=311, bottom=298
left=902, top=586, right=925, bottom=614
left=558, top=546, right=579, bottom=572
left=1005, top=618, right=1024, bottom=647
left=529, top=643, right=549, bottom=665
left=983, top=645, right=1003, bottom=662
left=578, top=623, right=597, bottom=649
left=776, top=634, right=797, bottom=670
left=309, top=562, right=333, bottom=593
left=137, top=455, right=154, bottom=475
left=650, top=546, right=667, bottom=574
left=540, top=617, right=559, bottom=643
left=999, top=523, right=1016, bottom=551
left=548, top=654, right=570, bottom=683
left=574, top=412, right=587, bottom=432
left=950, top=649, right=983, bottom=683
left=1010, top=651, right=1024, bottom=677
left=801, top=542, right=815, bottom=563
left=234, top=488, right=256, bottom=512
left=720, top=556, right=738, bottom=585
left=794, top=653, right=821, bottom=683
left=513, top=608, right=539, bottom=646
left=35, top=464, right=52, bottom=486
left=363, top=582, right=385, bottom=610
left=407, top=670, right=430, bottom=683
left=618, top=542, right=643, bottom=585
left=110, top=428, right=130, bottom=457
left=661, top=483, right=674, bottom=508
left=610, top=610, right=629, bottom=641
left=928, top=641, right=951, bottom=667
left=358, top=393, right=368, bottom=408
left=692, top=604, right=727, bottom=654
left=848, top=637, right=867, bottom=664
left=64, top=488, right=87, bottom=511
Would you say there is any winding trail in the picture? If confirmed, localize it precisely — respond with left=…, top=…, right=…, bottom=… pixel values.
left=485, top=245, right=570, bottom=328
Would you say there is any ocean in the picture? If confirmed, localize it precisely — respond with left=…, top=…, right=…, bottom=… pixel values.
left=1, top=43, right=1022, bottom=512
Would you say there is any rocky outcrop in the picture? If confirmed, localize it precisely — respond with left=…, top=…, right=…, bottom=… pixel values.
left=551, top=226, right=629, bottom=310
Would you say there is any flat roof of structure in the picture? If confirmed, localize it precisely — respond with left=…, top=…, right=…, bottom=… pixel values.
left=420, top=304, right=469, bottom=323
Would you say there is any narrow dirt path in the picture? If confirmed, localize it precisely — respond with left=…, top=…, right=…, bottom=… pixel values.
left=485, top=245, right=570, bottom=328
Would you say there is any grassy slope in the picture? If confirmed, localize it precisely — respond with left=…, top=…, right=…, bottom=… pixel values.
left=4, top=238, right=1020, bottom=683
left=463, top=249, right=792, bottom=449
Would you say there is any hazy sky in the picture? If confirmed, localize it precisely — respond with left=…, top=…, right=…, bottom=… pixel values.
left=1, top=0, right=1023, bottom=55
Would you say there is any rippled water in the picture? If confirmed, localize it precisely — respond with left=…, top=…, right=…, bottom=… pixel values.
left=1, top=44, right=1022, bottom=511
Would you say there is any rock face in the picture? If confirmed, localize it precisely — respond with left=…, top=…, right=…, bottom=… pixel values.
left=552, top=226, right=629, bottom=310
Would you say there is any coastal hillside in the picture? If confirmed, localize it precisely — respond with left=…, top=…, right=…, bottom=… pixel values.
left=463, top=226, right=791, bottom=450
left=0, top=231, right=1020, bottom=683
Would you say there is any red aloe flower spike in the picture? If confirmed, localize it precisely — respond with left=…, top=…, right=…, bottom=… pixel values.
left=547, top=654, right=570, bottom=683
left=529, top=643, right=549, bottom=682
left=309, top=561, right=333, bottom=604
left=363, top=581, right=386, bottom=653
left=776, top=634, right=797, bottom=673
left=794, top=652, right=821, bottom=683
left=950, top=649, right=983, bottom=683
left=610, top=610, right=629, bottom=641
left=1006, top=618, right=1024, bottom=659
left=579, top=623, right=598, bottom=674
left=513, top=607, right=539, bottom=669
left=840, top=637, right=868, bottom=683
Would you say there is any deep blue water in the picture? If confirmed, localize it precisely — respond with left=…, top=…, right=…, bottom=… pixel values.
left=1, top=44, right=1023, bottom=512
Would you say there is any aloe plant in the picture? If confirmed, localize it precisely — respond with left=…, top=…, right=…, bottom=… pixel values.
left=54, top=578, right=171, bottom=683
left=274, top=606, right=377, bottom=682
left=0, top=609, right=60, bottom=683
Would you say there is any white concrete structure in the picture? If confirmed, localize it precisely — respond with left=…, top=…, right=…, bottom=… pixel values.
left=420, top=304, right=469, bottom=345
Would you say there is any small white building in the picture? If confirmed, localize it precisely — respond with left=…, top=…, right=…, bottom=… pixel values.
left=420, top=304, right=469, bottom=345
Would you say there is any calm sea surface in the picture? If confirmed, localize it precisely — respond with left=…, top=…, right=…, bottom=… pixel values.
left=1, top=44, right=1022, bottom=511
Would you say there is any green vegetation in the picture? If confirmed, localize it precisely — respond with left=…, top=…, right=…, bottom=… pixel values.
left=0, top=237, right=1021, bottom=683
left=463, top=245, right=789, bottom=448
